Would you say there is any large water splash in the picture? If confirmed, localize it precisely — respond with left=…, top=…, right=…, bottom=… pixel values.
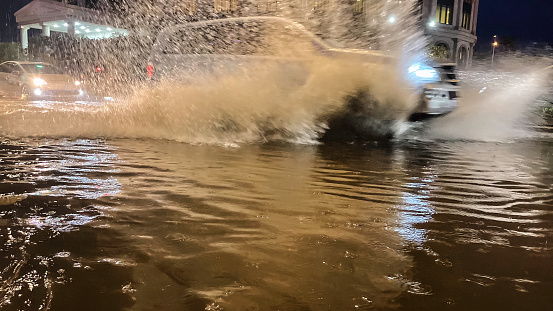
left=7, top=1, right=549, bottom=144
left=3, top=0, right=435, bottom=144
left=0, top=55, right=415, bottom=144
left=422, top=55, right=552, bottom=142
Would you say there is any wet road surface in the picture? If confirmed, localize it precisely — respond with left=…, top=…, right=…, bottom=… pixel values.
left=0, top=97, right=552, bottom=310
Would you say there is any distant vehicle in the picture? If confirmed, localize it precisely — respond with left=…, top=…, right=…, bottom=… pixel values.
left=148, top=16, right=459, bottom=123
left=0, top=61, right=83, bottom=99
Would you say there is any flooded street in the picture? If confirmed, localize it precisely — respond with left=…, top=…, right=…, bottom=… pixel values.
left=1, top=0, right=552, bottom=309
left=0, top=96, right=552, bottom=310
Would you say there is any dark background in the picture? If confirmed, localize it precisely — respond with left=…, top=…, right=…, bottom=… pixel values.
left=477, top=0, right=553, bottom=50
left=1, top=0, right=553, bottom=48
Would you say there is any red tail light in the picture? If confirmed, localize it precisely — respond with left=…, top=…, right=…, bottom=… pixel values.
left=147, top=63, right=154, bottom=78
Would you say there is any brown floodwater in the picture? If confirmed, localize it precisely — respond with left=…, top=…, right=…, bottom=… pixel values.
left=0, top=125, right=551, bottom=310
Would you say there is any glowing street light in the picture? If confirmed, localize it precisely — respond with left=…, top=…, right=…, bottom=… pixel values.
left=387, top=15, right=396, bottom=24
left=428, top=20, right=436, bottom=27
left=492, top=36, right=498, bottom=67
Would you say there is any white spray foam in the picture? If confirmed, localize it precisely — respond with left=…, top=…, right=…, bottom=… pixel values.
left=423, top=64, right=550, bottom=142
left=0, top=0, right=451, bottom=145
left=0, top=57, right=416, bottom=145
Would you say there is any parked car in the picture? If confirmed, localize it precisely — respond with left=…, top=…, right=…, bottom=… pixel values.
left=0, top=61, right=84, bottom=99
left=148, top=16, right=460, bottom=125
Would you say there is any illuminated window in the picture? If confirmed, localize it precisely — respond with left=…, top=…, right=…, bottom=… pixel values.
left=436, top=0, right=453, bottom=25
left=462, top=0, right=472, bottom=30
left=255, top=0, right=281, bottom=13
left=312, top=0, right=328, bottom=12
left=458, top=46, right=468, bottom=66
left=189, top=0, right=198, bottom=13
left=214, top=0, right=238, bottom=12
left=177, top=0, right=197, bottom=14
left=353, top=0, right=364, bottom=14
left=433, top=42, right=451, bottom=59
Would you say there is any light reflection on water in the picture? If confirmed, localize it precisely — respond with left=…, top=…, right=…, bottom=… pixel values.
left=0, top=136, right=552, bottom=310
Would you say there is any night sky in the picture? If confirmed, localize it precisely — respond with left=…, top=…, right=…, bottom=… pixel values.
left=477, top=0, right=553, bottom=47
left=0, top=0, right=26, bottom=42
left=1, top=0, right=553, bottom=47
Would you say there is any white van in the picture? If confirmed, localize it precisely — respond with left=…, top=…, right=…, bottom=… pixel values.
left=148, top=16, right=459, bottom=122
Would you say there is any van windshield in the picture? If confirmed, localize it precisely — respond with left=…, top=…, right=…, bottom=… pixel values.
left=160, top=20, right=320, bottom=57
left=20, top=64, right=61, bottom=74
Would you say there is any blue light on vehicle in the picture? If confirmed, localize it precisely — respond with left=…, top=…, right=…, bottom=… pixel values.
left=408, top=63, right=439, bottom=80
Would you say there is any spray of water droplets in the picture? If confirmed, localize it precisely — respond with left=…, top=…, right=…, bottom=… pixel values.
left=1, top=0, right=550, bottom=144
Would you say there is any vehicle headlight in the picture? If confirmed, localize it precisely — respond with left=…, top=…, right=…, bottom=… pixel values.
left=75, top=80, right=81, bottom=86
left=408, top=63, right=439, bottom=81
left=33, top=78, right=47, bottom=87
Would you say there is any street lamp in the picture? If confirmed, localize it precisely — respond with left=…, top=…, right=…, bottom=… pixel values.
left=492, top=36, right=498, bottom=67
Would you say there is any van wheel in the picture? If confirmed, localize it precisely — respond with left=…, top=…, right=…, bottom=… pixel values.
left=20, top=86, right=29, bottom=100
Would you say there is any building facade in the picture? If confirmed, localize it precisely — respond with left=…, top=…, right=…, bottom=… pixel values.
left=420, top=0, right=479, bottom=67
left=15, top=0, right=128, bottom=50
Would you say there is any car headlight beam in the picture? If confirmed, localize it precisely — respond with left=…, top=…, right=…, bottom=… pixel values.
left=415, top=69, right=438, bottom=79
left=408, top=63, right=439, bottom=80
left=33, top=78, right=47, bottom=87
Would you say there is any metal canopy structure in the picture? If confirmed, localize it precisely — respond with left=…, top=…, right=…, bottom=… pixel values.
left=15, top=0, right=129, bottom=49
